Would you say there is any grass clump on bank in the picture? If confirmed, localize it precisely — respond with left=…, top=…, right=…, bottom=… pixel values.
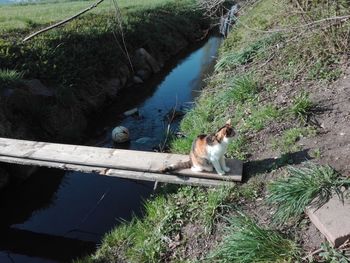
left=267, top=164, right=350, bottom=225
left=211, top=214, right=300, bottom=263
left=0, top=69, right=23, bottom=90
left=289, top=91, right=314, bottom=123
left=226, top=75, right=258, bottom=103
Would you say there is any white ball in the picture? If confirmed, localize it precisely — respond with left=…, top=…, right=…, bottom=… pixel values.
left=111, top=126, right=130, bottom=143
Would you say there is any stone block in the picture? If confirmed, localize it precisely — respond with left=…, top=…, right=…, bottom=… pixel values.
left=307, top=195, right=350, bottom=247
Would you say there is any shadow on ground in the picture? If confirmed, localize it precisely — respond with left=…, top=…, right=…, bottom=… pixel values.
left=243, top=149, right=313, bottom=182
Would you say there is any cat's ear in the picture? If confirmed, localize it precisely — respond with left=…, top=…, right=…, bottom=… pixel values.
left=225, top=119, right=231, bottom=125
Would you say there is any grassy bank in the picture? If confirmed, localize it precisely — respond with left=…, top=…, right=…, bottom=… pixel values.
left=85, top=0, right=350, bottom=262
left=0, top=0, right=175, bottom=30
left=1, top=0, right=206, bottom=85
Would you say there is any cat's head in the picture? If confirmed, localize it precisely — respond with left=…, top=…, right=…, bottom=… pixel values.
left=216, top=119, right=236, bottom=142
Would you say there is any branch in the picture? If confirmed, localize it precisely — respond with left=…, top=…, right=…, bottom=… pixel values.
left=23, top=0, right=105, bottom=42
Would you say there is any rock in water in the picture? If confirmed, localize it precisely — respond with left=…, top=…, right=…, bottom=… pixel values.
left=112, top=126, right=130, bottom=143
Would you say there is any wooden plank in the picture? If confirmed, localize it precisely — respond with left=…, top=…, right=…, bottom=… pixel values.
left=0, top=156, right=107, bottom=174
left=105, top=169, right=235, bottom=187
left=0, top=137, right=243, bottom=183
left=0, top=156, right=235, bottom=187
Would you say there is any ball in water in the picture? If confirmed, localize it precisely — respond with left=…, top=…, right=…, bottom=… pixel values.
left=112, top=126, right=130, bottom=143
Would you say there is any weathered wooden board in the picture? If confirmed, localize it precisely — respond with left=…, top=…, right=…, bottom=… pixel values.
left=0, top=137, right=243, bottom=185
left=0, top=155, right=234, bottom=187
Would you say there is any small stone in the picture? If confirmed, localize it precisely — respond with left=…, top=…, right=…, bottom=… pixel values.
left=24, top=79, right=54, bottom=97
left=133, top=76, right=144, bottom=84
left=135, top=137, right=156, bottom=144
left=136, top=69, right=151, bottom=81
left=340, top=132, right=345, bottom=136
left=123, top=108, right=138, bottom=117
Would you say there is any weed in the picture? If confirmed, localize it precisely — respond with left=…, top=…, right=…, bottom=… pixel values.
left=0, top=69, right=23, bottom=90
left=311, top=148, right=321, bottom=159
left=318, top=242, right=350, bottom=263
left=210, top=213, right=300, bottom=263
left=266, top=164, right=350, bottom=225
left=289, top=92, right=314, bottom=123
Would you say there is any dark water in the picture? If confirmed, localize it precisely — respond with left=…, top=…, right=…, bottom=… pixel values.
left=0, top=36, right=221, bottom=263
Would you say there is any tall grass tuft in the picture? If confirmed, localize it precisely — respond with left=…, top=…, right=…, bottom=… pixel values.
left=215, top=34, right=281, bottom=71
left=211, top=214, right=300, bottom=263
left=289, top=91, right=314, bottom=123
left=266, top=164, right=350, bottom=225
left=203, top=186, right=232, bottom=232
left=0, top=69, right=23, bottom=90
left=227, top=75, right=258, bottom=103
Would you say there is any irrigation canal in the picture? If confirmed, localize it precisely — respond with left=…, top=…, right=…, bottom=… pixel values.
left=0, top=36, right=222, bottom=263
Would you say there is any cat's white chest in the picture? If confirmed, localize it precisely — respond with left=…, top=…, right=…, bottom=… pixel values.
left=206, top=138, right=230, bottom=160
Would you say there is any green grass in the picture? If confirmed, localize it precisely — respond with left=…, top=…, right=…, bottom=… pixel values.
left=219, top=0, right=288, bottom=53
left=215, top=33, right=282, bottom=72
left=0, top=69, right=23, bottom=90
left=247, top=104, right=280, bottom=131
left=266, top=164, right=350, bottom=225
left=226, top=75, right=258, bottom=103
left=0, top=0, right=205, bottom=92
left=289, top=92, right=314, bottom=123
left=203, top=186, right=233, bottom=232
left=227, top=134, right=249, bottom=160
left=234, top=176, right=265, bottom=201
left=85, top=185, right=234, bottom=262
left=0, top=0, right=177, bottom=30
left=272, top=127, right=316, bottom=153
left=92, top=195, right=176, bottom=263
left=210, top=214, right=300, bottom=263
left=317, top=242, right=350, bottom=263
left=239, top=104, right=281, bottom=132
left=308, top=59, right=343, bottom=82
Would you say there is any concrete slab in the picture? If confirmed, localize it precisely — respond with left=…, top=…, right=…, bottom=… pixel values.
left=306, top=195, right=350, bottom=247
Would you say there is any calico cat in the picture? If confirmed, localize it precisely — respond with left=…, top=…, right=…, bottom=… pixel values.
left=162, top=119, right=235, bottom=175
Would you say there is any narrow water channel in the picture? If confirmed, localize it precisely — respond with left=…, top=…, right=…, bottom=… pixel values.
left=0, top=36, right=221, bottom=263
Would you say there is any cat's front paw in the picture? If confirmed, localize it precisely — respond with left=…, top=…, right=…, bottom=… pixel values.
left=217, top=171, right=225, bottom=176
left=223, top=166, right=230, bottom=172
left=191, top=166, right=202, bottom=172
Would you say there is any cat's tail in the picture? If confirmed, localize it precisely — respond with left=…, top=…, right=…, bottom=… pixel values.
left=160, top=160, right=191, bottom=173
